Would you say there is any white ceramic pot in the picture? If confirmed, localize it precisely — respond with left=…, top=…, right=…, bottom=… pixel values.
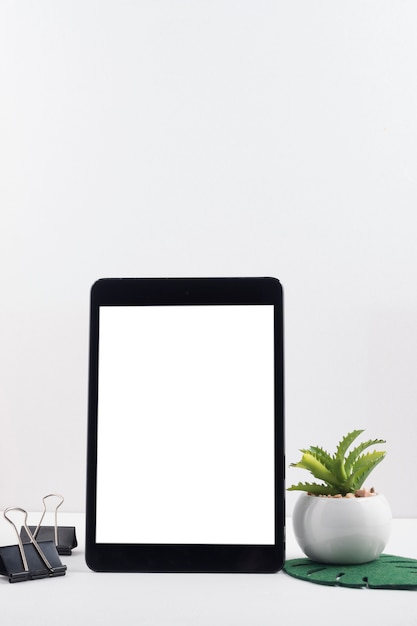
left=292, top=492, right=392, bottom=564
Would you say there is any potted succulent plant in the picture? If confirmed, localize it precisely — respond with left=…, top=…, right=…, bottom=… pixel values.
left=288, top=429, right=392, bottom=564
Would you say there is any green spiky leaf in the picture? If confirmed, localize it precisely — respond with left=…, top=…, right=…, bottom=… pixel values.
left=333, top=456, right=347, bottom=483
left=346, top=452, right=386, bottom=491
left=351, top=450, right=386, bottom=473
left=334, top=429, right=364, bottom=462
left=290, top=452, right=337, bottom=486
left=287, top=482, right=339, bottom=496
left=302, top=446, right=334, bottom=472
left=344, top=439, right=386, bottom=474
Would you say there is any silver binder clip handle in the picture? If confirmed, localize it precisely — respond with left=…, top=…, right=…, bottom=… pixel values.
left=3, top=507, right=53, bottom=572
left=33, top=493, right=64, bottom=545
left=3, top=507, right=30, bottom=571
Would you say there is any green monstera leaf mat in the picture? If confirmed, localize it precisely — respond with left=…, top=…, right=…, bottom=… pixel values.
left=284, top=554, right=417, bottom=589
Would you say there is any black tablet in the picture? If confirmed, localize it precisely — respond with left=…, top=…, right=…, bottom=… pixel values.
left=85, top=277, right=284, bottom=573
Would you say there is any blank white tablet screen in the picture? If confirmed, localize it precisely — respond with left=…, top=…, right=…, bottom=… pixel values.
left=96, top=305, right=275, bottom=545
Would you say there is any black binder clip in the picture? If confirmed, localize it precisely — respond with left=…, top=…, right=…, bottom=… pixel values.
left=20, top=494, right=78, bottom=556
left=0, top=507, right=67, bottom=583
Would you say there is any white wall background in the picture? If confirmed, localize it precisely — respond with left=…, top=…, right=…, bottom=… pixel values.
left=1, top=1, right=417, bottom=517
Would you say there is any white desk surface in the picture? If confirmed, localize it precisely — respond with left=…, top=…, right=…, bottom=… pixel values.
left=1, top=514, right=416, bottom=626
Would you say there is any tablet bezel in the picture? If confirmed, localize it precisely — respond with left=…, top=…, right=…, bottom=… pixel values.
left=85, top=277, right=284, bottom=573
